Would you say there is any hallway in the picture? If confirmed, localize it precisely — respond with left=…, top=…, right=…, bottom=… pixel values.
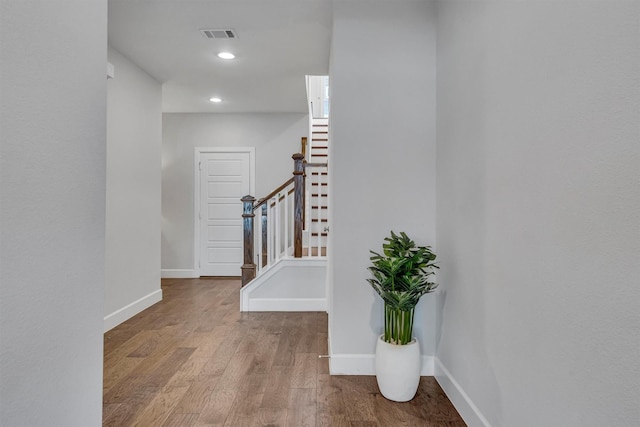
left=103, top=278, right=464, bottom=426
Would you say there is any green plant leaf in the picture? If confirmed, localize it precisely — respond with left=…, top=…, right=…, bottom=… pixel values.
left=366, top=231, right=439, bottom=344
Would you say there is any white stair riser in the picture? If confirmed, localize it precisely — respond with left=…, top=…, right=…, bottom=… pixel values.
left=303, top=232, right=328, bottom=247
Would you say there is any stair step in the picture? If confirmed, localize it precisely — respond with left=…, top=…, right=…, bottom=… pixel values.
left=311, top=183, right=328, bottom=186
left=311, top=218, right=328, bottom=222
left=302, top=247, right=327, bottom=256
left=311, top=206, right=328, bottom=209
left=311, top=172, right=328, bottom=176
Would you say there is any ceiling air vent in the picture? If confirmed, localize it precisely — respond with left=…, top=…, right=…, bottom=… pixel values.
left=199, top=29, right=238, bottom=39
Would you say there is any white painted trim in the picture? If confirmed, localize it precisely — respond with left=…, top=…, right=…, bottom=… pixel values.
left=193, top=147, right=256, bottom=278
left=161, top=269, right=198, bottom=278
left=240, top=257, right=327, bottom=311
left=330, top=353, right=375, bottom=375
left=103, top=289, right=163, bottom=332
left=329, top=353, right=434, bottom=376
left=435, top=358, right=492, bottom=427
left=247, top=298, right=326, bottom=312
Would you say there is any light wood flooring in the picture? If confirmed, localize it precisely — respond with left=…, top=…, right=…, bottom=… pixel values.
left=103, top=278, right=465, bottom=426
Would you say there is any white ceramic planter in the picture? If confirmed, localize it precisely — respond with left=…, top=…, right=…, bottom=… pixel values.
left=375, top=335, right=421, bottom=402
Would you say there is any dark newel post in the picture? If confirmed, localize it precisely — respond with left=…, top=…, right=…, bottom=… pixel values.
left=241, top=195, right=256, bottom=286
left=261, top=204, right=268, bottom=268
left=293, top=153, right=305, bottom=258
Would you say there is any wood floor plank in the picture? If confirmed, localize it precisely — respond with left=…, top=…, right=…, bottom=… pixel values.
left=103, top=386, right=160, bottom=427
left=294, top=313, right=319, bottom=353
left=272, top=327, right=301, bottom=367
left=256, top=407, right=288, bottom=426
left=102, top=403, right=123, bottom=422
left=213, top=352, right=255, bottom=393
left=171, top=377, right=219, bottom=414
left=162, top=412, right=199, bottom=427
left=247, top=330, right=280, bottom=375
left=317, top=374, right=345, bottom=426
left=143, top=347, right=197, bottom=388
left=260, top=366, right=293, bottom=409
left=291, top=353, right=318, bottom=389
left=164, top=357, right=212, bottom=389
left=286, top=388, right=316, bottom=427
left=180, top=327, right=229, bottom=359
left=104, top=329, right=164, bottom=366
left=318, top=414, right=350, bottom=427
left=334, top=376, right=378, bottom=424
left=129, top=384, right=190, bottom=426
left=222, top=390, right=264, bottom=427
left=103, top=328, right=139, bottom=356
left=103, top=279, right=466, bottom=426
left=103, top=355, right=145, bottom=393
left=194, top=389, right=236, bottom=426
left=372, top=392, right=409, bottom=426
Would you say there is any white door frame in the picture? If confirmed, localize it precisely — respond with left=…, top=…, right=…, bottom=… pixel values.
left=193, top=147, right=256, bottom=277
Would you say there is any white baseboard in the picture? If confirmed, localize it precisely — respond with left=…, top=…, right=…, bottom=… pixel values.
left=103, top=289, right=163, bottom=332
left=246, top=298, right=326, bottom=312
left=435, top=358, right=492, bottom=427
left=329, top=353, right=434, bottom=376
left=161, top=269, right=198, bottom=278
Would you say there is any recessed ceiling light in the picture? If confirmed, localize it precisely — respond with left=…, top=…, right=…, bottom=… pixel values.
left=217, top=52, right=235, bottom=60
left=209, top=97, right=222, bottom=103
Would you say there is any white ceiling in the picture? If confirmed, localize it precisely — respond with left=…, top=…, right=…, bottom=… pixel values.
left=108, top=0, right=332, bottom=113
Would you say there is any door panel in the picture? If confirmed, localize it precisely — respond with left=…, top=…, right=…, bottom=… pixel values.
left=199, top=151, right=251, bottom=276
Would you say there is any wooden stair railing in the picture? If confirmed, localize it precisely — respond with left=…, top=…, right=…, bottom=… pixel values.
left=241, top=153, right=303, bottom=286
left=241, top=152, right=329, bottom=286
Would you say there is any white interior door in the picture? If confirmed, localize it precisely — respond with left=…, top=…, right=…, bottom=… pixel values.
left=198, top=150, right=252, bottom=276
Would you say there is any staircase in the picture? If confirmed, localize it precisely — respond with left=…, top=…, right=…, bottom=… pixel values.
left=239, top=76, right=330, bottom=312
left=238, top=151, right=329, bottom=311
left=304, top=117, right=329, bottom=256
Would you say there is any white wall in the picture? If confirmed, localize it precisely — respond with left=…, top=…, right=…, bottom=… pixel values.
left=435, top=1, right=640, bottom=426
left=162, top=113, right=307, bottom=271
left=105, top=47, right=163, bottom=330
left=0, top=1, right=106, bottom=425
left=328, top=0, right=437, bottom=374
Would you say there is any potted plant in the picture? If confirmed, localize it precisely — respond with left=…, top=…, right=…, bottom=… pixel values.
left=367, top=231, right=438, bottom=402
